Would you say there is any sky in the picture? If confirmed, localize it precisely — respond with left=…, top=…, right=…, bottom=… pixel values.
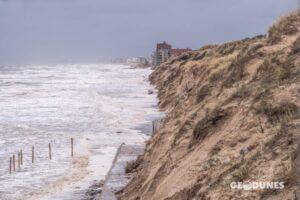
left=0, top=0, right=298, bottom=65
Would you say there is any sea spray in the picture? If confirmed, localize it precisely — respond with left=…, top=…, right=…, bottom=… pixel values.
left=0, top=64, right=161, bottom=200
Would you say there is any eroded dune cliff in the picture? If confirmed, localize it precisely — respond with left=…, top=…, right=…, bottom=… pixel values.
left=118, top=11, right=300, bottom=200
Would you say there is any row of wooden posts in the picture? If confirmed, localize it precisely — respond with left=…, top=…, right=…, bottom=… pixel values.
left=9, top=138, right=74, bottom=174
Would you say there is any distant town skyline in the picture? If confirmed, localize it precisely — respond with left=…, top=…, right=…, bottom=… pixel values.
left=0, top=0, right=298, bottom=65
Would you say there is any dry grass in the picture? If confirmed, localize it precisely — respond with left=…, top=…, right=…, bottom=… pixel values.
left=231, top=85, right=251, bottom=100
left=255, top=101, right=298, bottom=124
left=209, top=69, right=225, bottom=83
left=209, top=140, right=224, bottom=156
left=198, top=44, right=218, bottom=51
left=192, top=51, right=207, bottom=61
left=217, top=41, right=239, bottom=55
left=232, top=164, right=249, bottom=182
left=268, top=10, right=300, bottom=44
left=192, top=108, right=229, bottom=142
left=178, top=53, right=191, bottom=61
left=125, top=156, right=143, bottom=174
left=222, top=43, right=264, bottom=87
left=292, top=35, right=300, bottom=54
left=172, top=118, right=193, bottom=147
left=254, top=54, right=295, bottom=87
left=265, top=122, right=288, bottom=148
left=196, top=84, right=211, bottom=103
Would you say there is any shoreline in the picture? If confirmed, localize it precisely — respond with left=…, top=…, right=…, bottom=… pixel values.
left=81, top=67, right=162, bottom=200
left=95, top=120, right=163, bottom=200
left=101, top=144, right=145, bottom=200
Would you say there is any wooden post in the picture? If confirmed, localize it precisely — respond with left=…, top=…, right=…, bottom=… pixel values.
left=152, top=121, right=154, bottom=134
left=32, top=146, right=34, bottom=163
left=18, top=152, right=20, bottom=170
left=20, top=150, right=23, bottom=165
left=9, top=157, right=12, bottom=174
left=13, top=155, right=15, bottom=172
left=49, top=143, right=52, bottom=160
left=71, top=138, right=74, bottom=157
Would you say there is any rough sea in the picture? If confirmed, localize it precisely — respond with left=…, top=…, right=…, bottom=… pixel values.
left=0, top=64, right=160, bottom=200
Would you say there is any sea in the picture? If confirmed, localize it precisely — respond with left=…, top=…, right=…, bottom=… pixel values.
left=0, top=64, right=161, bottom=200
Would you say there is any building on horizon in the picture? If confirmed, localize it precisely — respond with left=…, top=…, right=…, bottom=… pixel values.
left=151, top=41, right=192, bottom=67
left=127, top=57, right=148, bottom=65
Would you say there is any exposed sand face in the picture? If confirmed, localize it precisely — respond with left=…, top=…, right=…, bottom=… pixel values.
left=118, top=11, right=300, bottom=200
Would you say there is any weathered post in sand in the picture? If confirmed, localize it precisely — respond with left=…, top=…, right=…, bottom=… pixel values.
left=20, top=150, right=23, bottom=165
left=17, top=152, right=20, bottom=170
left=32, top=146, right=34, bottom=163
left=71, top=138, right=74, bottom=157
left=49, top=143, right=52, bottom=160
left=13, top=155, right=15, bottom=172
left=9, top=157, right=12, bottom=174
left=152, top=121, right=154, bottom=134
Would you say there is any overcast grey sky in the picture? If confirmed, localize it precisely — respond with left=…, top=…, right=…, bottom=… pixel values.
left=0, top=0, right=298, bottom=65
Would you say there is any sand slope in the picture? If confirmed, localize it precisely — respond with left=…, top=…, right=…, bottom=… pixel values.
left=118, top=11, right=300, bottom=200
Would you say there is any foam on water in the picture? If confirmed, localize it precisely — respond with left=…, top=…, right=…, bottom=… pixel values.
left=0, top=64, right=161, bottom=200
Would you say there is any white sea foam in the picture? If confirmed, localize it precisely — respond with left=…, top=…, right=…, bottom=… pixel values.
left=0, top=64, right=161, bottom=200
